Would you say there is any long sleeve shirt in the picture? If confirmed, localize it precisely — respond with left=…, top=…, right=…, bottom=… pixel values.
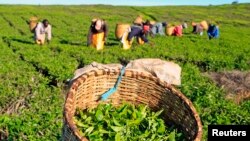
left=127, top=26, right=149, bottom=43
left=87, top=20, right=108, bottom=45
left=192, top=24, right=204, bottom=34
left=150, top=22, right=165, bottom=36
left=173, top=25, right=183, bottom=37
left=207, top=25, right=219, bottom=38
left=35, top=22, right=52, bottom=40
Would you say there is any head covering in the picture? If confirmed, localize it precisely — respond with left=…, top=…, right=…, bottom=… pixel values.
left=134, top=15, right=143, bottom=25
left=162, top=22, right=167, bottom=27
left=192, top=22, right=197, bottom=26
left=95, top=19, right=102, bottom=30
left=143, top=25, right=150, bottom=32
left=144, top=20, right=150, bottom=25
left=30, top=17, right=38, bottom=22
left=182, top=23, right=188, bottom=29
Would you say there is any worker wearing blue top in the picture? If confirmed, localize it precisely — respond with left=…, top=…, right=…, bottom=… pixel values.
left=127, top=24, right=150, bottom=43
left=207, top=24, right=219, bottom=40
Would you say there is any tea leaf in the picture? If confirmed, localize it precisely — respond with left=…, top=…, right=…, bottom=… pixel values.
left=111, top=126, right=124, bottom=132
left=95, top=109, right=104, bottom=121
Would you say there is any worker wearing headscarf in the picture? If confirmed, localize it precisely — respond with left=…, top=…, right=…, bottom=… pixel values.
left=87, top=18, right=108, bottom=46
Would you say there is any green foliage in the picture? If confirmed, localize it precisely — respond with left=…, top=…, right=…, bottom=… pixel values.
left=0, top=4, right=249, bottom=140
left=74, top=103, right=184, bottom=141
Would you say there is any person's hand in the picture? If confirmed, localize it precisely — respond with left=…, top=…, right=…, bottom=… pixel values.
left=103, top=37, right=107, bottom=42
left=128, top=40, right=132, bottom=45
left=150, top=32, right=155, bottom=38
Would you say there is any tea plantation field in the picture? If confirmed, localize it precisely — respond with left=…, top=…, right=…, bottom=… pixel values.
left=0, top=4, right=249, bottom=140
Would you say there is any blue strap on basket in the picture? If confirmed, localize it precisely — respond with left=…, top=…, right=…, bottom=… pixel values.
left=101, top=66, right=126, bottom=101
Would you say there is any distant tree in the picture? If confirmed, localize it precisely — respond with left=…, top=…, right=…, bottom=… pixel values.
left=232, top=0, right=239, bottom=4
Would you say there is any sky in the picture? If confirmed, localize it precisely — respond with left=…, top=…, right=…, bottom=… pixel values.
left=0, top=0, right=249, bottom=6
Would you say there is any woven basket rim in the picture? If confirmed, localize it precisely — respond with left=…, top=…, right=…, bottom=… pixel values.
left=64, top=68, right=203, bottom=141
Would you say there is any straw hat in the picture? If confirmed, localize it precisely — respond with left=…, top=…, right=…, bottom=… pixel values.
left=192, top=22, right=197, bottom=26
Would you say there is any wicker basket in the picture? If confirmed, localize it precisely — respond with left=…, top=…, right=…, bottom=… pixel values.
left=166, top=26, right=175, bottom=36
left=29, top=16, right=38, bottom=32
left=200, top=20, right=208, bottom=30
left=150, top=20, right=156, bottom=25
left=115, top=23, right=130, bottom=40
left=63, top=69, right=202, bottom=141
left=133, top=15, right=143, bottom=25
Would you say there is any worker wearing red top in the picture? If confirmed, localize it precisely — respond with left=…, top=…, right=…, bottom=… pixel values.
left=172, top=23, right=187, bottom=37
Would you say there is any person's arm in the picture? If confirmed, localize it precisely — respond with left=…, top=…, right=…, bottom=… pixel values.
left=214, top=27, right=219, bottom=38
left=150, top=25, right=157, bottom=37
left=175, top=26, right=182, bottom=36
left=172, top=26, right=177, bottom=36
left=197, top=25, right=203, bottom=33
left=192, top=25, right=197, bottom=33
left=207, top=29, right=212, bottom=39
left=141, top=35, right=149, bottom=43
left=207, top=31, right=212, bottom=36
left=141, top=31, right=155, bottom=47
left=158, top=23, right=165, bottom=35
left=127, top=27, right=138, bottom=41
left=47, top=25, right=52, bottom=41
left=35, top=23, right=41, bottom=40
left=211, top=26, right=215, bottom=36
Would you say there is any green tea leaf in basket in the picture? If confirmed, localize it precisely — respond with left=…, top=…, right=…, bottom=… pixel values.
left=99, top=129, right=109, bottom=134
left=115, top=133, right=121, bottom=141
left=89, top=131, right=99, bottom=137
left=153, top=109, right=164, bottom=118
left=88, top=131, right=103, bottom=141
left=85, top=126, right=94, bottom=135
left=113, top=116, right=121, bottom=126
left=138, top=130, right=150, bottom=138
left=111, top=126, right=124, bottom=132
left=104, top=104, right=112, bottom=117
left=75, top=118, right=88, bottom=128
left=150, top=133, right=156, bottom=140
left=126, top=119, right=142, bottom=126
left=132, top=111, right=137, bottom=119
left=74, top=103, right=184, bottom=141
left=95, top=109, right=104, bottom=121
left=79, top=109, right=87, bottom=120
left=85, top=116, right=92, bottom=124
left=157, top=119, right=166, bottom=134
left=169, top=130, right=176, bottom=141
left=118, top=104, right=128, bottom=114
left=139, top=105, right=147, bottom=118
